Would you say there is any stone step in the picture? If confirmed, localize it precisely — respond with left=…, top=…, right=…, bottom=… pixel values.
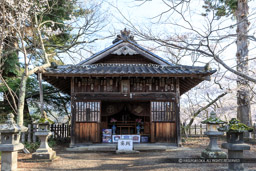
left=66, top=144, right=176, bottom=152
left=88, top=145, right=116, bottom=152
left=134, top=144, right=167, bottom=151
left=66, top=144, right=117, bottom=152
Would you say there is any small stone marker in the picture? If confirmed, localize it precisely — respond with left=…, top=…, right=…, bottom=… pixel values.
left=116, top=139, right=139, bottom=154
left=118, top=139, right=133, bottom=151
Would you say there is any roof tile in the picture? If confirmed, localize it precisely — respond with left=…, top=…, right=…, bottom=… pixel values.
left=44, top=63, right=216, bottom=76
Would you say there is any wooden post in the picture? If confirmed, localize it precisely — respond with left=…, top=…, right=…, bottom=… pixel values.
left=63, top=124, right=66, bottom=138
left=253, top=123, right=256, bottom=140
left=33, top=124, right=38, bottom=142
left=27, top=124, right=31, bottom=143
left=69, top=125, right=71, bottom=137
left=182, top=122, right=185, bottom=135
left=66, top=124, right=68, bottom=138
left=175, top=78, right=181, bottom=146
left=200, top=124, right=202, bottom=135
left=54, top=124, right=57, bottom=138
left=195, top=124, right=197, bottom=135
left=70, top=77, right=76, bottom=147
left=62, top=123, right=64, bottom=138
left=38, top=72, right=44, bottom=117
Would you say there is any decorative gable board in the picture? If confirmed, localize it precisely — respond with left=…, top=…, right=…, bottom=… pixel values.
left=79, top=41, right=171, bottom=65
left=94, top=55, right=158, bottom=64
left=111, top=46, right=139, bottom=55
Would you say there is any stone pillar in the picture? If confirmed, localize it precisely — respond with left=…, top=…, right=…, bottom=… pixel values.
left=201, top=131, right=227, bottom=158
left=0, top=113, right=27, bottom=171
left=222, top=132, right=250, bottom=171
left=32, top=123, right=56, bottom=160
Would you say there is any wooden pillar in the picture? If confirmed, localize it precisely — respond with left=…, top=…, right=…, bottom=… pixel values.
left=175, top=78, right=181, bottom=146
left=38, top=72, right=44, bottom=117
left=70, top=77, right=76, bottom=147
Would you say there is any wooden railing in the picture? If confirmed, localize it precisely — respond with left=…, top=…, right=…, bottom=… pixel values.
left=20, top=123, right=71, bottom=143
left=182, top=123, right=256, bottom=140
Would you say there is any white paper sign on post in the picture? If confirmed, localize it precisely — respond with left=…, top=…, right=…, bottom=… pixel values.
left=118, top=139, right=133, bottom=151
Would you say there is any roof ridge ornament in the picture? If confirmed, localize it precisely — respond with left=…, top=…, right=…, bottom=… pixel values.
left=112, top=28, right=137, bottom=44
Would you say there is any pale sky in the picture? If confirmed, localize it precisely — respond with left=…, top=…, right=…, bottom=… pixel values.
left=67, top=0, right=256, bottom=69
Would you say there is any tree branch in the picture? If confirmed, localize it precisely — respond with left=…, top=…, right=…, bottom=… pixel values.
left=186, top=91, right=228, bottom=129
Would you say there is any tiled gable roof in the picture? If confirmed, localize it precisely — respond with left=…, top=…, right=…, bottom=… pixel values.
left=45, top=63, right=215, bottom=76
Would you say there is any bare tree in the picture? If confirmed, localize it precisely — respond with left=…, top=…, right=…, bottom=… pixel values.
left=110, top=0, right=255, bottom=129
left=0, top=0, right=109, bottom=126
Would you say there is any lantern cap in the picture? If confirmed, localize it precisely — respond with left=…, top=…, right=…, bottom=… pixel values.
left=201, top=111, right=226, bottom=124
left=0, top=113, right=27, bottom=133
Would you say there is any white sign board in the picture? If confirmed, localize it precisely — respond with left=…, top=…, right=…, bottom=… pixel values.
left=118, top=139, right=133, bottom=151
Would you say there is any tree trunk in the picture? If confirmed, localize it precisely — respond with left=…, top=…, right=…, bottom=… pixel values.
left=17, top=74, right=28, bottom=126
left=236, top=0, right=252, bottom=136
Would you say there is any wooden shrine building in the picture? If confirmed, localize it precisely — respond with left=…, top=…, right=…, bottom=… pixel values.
left=41, top=29, right=216, bottom=146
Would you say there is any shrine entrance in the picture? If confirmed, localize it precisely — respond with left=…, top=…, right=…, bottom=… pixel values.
left=110, top=106, right=140, bottom=135
left=101, top=102, right=151, bottom=141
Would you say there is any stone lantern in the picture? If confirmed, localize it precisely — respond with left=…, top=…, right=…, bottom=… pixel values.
left=0, top=113, right=27, bottom=171
left=32, top=118, right=56, bottom=160
left=201, top=111, right=227, bottom=159
left=219, top=118, right=253, bottom=171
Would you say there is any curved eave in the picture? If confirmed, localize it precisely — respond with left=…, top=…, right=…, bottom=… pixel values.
left=42, top=76, right=71, bottom=95
left=42, top=71, right=215, bottom=96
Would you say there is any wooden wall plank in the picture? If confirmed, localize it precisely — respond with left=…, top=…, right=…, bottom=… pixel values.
left=97, top=123, right=100, bottom=142
left=82, top=123, right=86, bottom=141
left=166, top=122, right=171, bottom=142
left=156, top=123, right=160, bottom=142
left=152, top=122, right=176, bottom=143
left=75, top=122, right=100, bottom=143
left=150, top=123, right=155, bottom=142
left=90, top=123, right=95, bottom=142
left=144, top=122, right=150, bottom=134
left=75, top=123, right=79, bottom=143
left=85, top=123, right=89, bottom=142
left=79, top=123, right=83, bottom=142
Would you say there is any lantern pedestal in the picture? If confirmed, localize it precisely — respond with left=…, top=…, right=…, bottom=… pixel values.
left=201, top=131, right=227, bottom=159
left=32, top=124, right=56, bottom=160
left=222, top=132, right=250, bottom=171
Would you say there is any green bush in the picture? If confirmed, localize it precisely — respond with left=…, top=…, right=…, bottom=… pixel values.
left=24, top=139, right=57, bottom=153
left=24, top=142, right=40, bottom=153
left=48, top=138, right=57, bottom=147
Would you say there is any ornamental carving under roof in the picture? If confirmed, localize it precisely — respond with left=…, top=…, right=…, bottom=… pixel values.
left=111, top=46, right=139, bottom=55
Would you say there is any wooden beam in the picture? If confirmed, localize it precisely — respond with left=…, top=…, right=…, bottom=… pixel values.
left=74, top=92, right=176, bottom=101
left=42, top=73, right=212, bottom=78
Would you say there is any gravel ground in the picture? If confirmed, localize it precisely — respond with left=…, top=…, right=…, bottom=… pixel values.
left=7, top=138, right=256, bottom=170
